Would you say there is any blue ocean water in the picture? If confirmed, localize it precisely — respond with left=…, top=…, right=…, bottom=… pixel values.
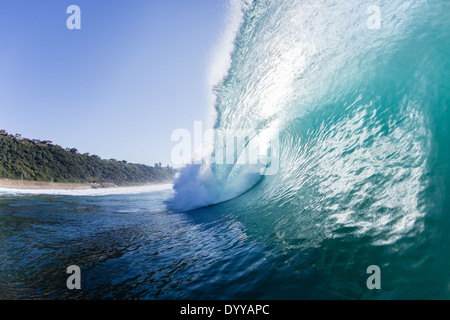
left=1, top=0, right=450, bottom=299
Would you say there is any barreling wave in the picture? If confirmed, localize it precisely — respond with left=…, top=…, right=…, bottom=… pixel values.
left=170, top=0, right=450, bottom=244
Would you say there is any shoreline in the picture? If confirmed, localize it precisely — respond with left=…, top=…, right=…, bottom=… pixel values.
left=0, top=179, right=169, bottom=191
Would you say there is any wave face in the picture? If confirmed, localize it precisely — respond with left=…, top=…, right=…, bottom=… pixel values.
left=171, top=0, right=450, bottom=245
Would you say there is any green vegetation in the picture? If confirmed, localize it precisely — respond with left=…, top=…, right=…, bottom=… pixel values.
left=0, top=135, right=175, bottom=186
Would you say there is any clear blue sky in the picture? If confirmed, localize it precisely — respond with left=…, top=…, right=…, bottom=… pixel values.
left=0, top=0, right=228, bottom=166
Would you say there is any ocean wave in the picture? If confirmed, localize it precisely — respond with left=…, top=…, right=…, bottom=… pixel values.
left=170, top=0, right=449, bottom=246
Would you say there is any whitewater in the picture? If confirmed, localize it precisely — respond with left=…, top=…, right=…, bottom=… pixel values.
left=0, top=184, right=173, bottom=197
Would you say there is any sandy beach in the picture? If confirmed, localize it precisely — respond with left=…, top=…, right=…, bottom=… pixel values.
left=0, top=179, right=117, bottom=190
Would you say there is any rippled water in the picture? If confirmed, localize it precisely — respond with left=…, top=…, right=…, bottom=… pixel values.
left=0, top=184, right=449, bottom=299
left=0, top=187, right=276, bottom=299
